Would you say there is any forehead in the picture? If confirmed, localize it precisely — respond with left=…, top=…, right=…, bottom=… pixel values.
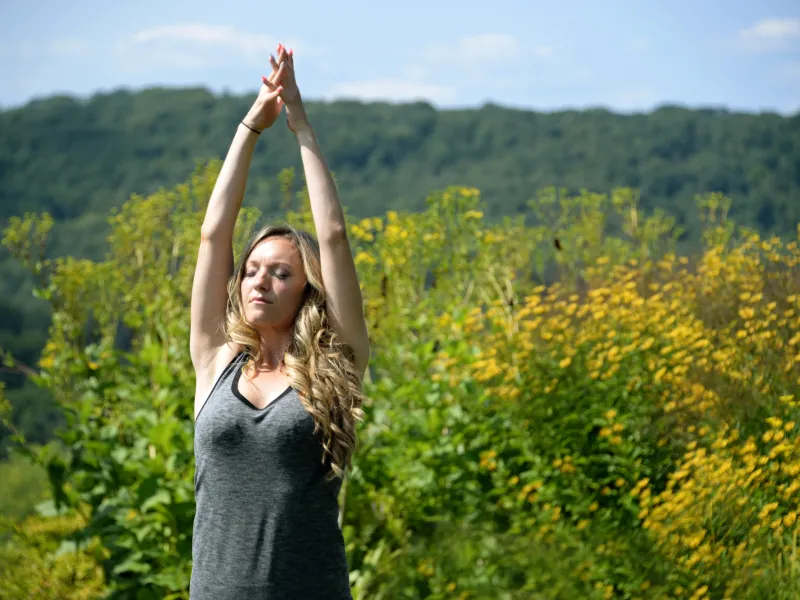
left=246, top=236, right=301, bottom=264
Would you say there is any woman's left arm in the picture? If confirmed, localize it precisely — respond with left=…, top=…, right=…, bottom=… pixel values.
left=278, top=49, right=370, bottom=378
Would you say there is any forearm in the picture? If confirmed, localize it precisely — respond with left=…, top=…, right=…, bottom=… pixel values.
left=294, top=125, right=348, bottom=242
left=200, top=123, right=260, bottom=239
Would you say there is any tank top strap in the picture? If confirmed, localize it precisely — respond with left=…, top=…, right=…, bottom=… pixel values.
left=195, top=350, right=246, bottom=425
left=216, top=349, right=245, bottom=381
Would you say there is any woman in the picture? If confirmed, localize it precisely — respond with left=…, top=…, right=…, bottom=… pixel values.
left=189, top=43, right=369, bottom=599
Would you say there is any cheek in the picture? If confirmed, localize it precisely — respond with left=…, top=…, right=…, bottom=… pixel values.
left=240, top=280, right=255, bottom=305
left=281, top=281, right=306, bottom=307
left=292, top=279, right=308, bottom=299
left=277, top=281, right=299, bottom=299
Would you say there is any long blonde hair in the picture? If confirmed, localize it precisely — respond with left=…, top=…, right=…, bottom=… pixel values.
left=225, top=223, right=366, bottom=480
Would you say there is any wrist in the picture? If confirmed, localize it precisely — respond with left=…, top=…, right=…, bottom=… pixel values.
left=243, top=102, right=272, bottom=132
left=240, top=120, right=262, bottom=135
left=285, top=99, right=310, bottom=133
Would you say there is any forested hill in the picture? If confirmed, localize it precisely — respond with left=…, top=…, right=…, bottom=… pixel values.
left=2, top=87, right=799, bottom=249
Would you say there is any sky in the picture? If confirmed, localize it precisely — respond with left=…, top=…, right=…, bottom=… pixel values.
left=1, top=0, right=799, bottom=115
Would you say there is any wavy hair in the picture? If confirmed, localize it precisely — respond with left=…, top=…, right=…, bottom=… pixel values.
left=225, top=223, right=366, bottom=481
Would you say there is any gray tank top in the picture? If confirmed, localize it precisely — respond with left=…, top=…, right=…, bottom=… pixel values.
left=191, top=351, right=352, bottom=599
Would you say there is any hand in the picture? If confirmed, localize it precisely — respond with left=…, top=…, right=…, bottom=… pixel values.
left=268, top=45, right=310, bottom=133
left=243, top=45, right=289, bottom=132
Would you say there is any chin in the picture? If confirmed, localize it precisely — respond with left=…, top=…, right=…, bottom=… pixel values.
left=246, top=308, right=283, bottom=327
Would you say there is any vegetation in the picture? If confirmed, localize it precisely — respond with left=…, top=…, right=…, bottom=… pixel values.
left=1, top=159, right=798, bottom=598
left=1, top=91, right=799, bottom=459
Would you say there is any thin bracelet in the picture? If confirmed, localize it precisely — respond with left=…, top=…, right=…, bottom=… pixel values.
left=241, top=121, right=262, bottom=135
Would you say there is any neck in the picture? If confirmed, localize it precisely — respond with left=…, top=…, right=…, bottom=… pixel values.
left=254, top=325, right=294, bottom=371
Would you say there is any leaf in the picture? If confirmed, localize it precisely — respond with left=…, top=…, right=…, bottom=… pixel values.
left=112, top=552, right=152, bottom=575
left=34, top=498, right=72, bottom=518
left=141, top=489, right=171, bottom=513
left=142, top=569, right=189, bottom=591
left=52, top=539, right=79, bottom=558
left=135, top=475, right=161, bottom=507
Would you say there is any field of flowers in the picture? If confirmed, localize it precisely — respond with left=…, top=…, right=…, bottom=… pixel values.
left=1, top=164, right=798, bottom=599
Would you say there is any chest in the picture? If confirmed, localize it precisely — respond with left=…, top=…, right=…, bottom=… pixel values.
left=235, top=366, right=292, bottom=410
left=197, top=383, right=321, bottom=470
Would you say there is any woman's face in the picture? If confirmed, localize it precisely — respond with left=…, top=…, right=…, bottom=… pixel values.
left=240, top=236, right=308, bottom=329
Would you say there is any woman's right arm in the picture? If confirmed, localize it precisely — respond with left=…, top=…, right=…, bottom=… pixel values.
left=190, top=50, right=286, bottom=374
left=189, top=123, right=260, bottom=373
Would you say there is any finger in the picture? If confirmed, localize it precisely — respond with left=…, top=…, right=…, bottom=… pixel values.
left=263, top=85, right=283, bottom=101
left=277, top=44, right=289, bottom=64
left=262, top=74, right=279, bottom=90
left=271, top=60, right=287, bottom=82
left=269, top=53, right=280, bottom=74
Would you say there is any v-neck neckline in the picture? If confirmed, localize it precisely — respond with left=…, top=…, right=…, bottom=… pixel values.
left=231, top=354, right=293, bottom=411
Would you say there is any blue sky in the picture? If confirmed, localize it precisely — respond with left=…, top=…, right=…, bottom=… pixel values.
left=1, top=0, right=798, bottom=114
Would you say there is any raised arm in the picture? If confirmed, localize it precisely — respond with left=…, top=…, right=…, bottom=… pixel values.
left=278, top=49, right=371, bottom=378
left=190, top=51, right=287, bottom=376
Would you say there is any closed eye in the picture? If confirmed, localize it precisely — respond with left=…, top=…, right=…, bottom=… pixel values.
left=244, top=269, right=289, bottom=279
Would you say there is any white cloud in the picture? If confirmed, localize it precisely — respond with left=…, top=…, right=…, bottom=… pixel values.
left=326, top=78, right=457, bottom=104
left=425, top=33, right=553, bottom=67
left=117, top=23, right=310, bottom=71
left=608, top=88, right=658, bottom=111
left=450, top=33, right=526, bottom=61
left=739, top=18, right=800, bottom=52
left=133, top=24, right=275, bottom=59
left=391, top=33, right=554, bottom=95
left=323, top=33, right=554, bottom=105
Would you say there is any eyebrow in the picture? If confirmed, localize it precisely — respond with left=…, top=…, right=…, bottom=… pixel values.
left=245, top=260, right=293, bottom=269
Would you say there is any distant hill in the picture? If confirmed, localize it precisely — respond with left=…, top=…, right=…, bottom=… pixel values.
left=0, top=87, right=798, bottom=456
left=3, top=88, right=799, bottom=234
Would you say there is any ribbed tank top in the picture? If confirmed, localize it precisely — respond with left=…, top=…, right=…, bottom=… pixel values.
left=191, top=351, right=352, bottom=599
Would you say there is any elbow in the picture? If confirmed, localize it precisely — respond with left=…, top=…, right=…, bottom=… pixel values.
left=200, top=225, right=217, bottom=242
left=200, top=225, right=229, bottom=243
left=318, top=224, right=348, bottom=246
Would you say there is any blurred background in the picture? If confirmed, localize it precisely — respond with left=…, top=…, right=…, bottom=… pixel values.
left=1, top=1, right=799, bottom=598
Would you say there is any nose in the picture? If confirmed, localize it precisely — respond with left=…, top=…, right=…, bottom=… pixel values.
left=254, top=276, right=271, bottom=292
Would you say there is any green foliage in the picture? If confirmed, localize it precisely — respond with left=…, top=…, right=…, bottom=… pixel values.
left=0, top=450, right=50, bottom=527
left=0, top=508, right=107, bottom=599
left=0, top=160, right=798, bottom=598
left=0, top=161, right=261, bottom=598
left=2, top=92, right=799, bottom=459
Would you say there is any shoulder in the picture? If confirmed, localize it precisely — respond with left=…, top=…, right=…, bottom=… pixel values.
left=195, top=342, right=244, bottom=391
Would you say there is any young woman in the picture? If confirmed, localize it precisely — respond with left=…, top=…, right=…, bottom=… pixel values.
left=189, top=44, right=369, bottom=599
